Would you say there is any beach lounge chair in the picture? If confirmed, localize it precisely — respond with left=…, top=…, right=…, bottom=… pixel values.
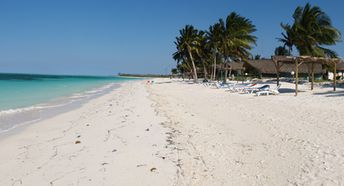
left=203, top=80, right=220, bottom=87
left=256, top=84, right=281, bottom=96
left=201, top=79, right=211, bottom=87
left=241, top=84, right=269, bottom=94
left=215, top=82, right=232, bottom=89
left=237, top=83, right=257, bottom=93
left=227, top=83, right=252, bottom=92
left=235, top=83, right=269, bottom=94
left=227, top=83, right=256, bottom=92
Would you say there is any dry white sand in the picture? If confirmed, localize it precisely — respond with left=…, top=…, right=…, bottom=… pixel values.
left=1, top=79, right=344, bottom=186
left=148, top=79, right=344, bottom=185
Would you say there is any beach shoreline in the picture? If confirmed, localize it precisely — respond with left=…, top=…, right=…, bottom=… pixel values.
left=0, top=82, right=124, bottom=141
left=0, top=74, right=135, bottom=134
left=0, top=80, right=176, bottom=186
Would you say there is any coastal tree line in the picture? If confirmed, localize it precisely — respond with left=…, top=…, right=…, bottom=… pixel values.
left=172, top=3, right=341, bottom=82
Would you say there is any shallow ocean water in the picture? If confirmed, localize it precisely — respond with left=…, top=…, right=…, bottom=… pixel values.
left=0, top=73, right=135, bottom=132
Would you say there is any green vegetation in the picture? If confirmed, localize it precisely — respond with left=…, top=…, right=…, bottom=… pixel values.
left=172, top=3, right=341, bottom=81
left=279, top=3, right=341, bottom=57
left=173, top=25, right=204, bottom=82
left=173, top=12, right=257, bottom=82
left=274, top=46, right=290, bottom=56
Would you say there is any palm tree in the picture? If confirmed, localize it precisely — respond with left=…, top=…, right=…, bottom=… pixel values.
left=173, top=40, right=192, bottom=72
left=274, top=46, right=290, bottom=56
left=197, top=32, right=212, bottom=80
left=173, top=41, right=191, bottom=78
left=280, top=3, right=341, bottom=57
left=207, top=23, right=222, bottom=80
left=217, top=12, right=257, bottom=82
left=278, top=24, right=295, bottom=55
left=176, top=62, right=189, bottom=80
left=174, top=25, right=202, bottom=82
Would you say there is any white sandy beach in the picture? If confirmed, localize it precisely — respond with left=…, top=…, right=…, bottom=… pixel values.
left=1, top=79, right=344, bottom=185
left=0, top=81, right=176, bottom=186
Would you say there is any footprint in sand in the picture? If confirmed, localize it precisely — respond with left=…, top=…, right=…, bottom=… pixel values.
left=150, top=167, right=157, bottom=172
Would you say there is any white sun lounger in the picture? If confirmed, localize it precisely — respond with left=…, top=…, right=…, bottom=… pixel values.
left=244, top=84, right=270, bottom=94
left=215, top=82, right=234, bottom=89
left=227, top=83, right=257, bottom=92
left=256, top=84, right=281, bottom=96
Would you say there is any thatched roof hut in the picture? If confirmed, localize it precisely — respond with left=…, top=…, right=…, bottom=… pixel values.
left=213, top=59, right=324, bottom=75
left=214, top=62, right=245, bottom=71
left=337, top=61, right=344, bottom=71
left=247, top=59, right=323, bottom=74
left=228, top=62, right=245, bottom=71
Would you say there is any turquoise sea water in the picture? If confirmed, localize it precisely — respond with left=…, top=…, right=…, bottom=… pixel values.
left=0, top=73, right=131, bottom=111
left=0, top=73, right=135, bottom=132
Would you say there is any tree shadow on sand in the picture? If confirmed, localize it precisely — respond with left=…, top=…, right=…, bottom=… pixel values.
left=279, top=88, right=307, bottom=94
left=313, top=90, right=344, bottom=97
left=279, top=88, right=297, bottom=94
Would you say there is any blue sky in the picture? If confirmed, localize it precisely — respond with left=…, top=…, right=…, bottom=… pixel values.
left=0, top=0, right=343, bottom=75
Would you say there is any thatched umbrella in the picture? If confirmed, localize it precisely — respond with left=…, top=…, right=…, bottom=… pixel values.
left=272, top=56, right=342, bottom=96
left=337, top=62, right=344, bottom=79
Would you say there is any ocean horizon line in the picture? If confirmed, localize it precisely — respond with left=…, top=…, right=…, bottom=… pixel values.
left=0, top=72, right=121, bottom=78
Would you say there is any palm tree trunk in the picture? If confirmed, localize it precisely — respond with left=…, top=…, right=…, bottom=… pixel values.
left=223, top=56, right=229, bottom=83
left=295, top=59, right=299, bottom=96
left=333, top=63, right=337, bottom=91
left=311, top=63, right=314, bottom=90
left=276, top=61, right=280, bottom=86
left=188, top=48, right=198, bottom=82
left=273, top=60, right=280, bottom=86
left=202, top=62, right=208, bottom=80
left=224, top=70, right=228, bottom=83
left=307, top=63, right=311, bottom=82
left=223, top=62, right=228, bottom=83
left=276, top=72, right=280, bottom=86
left=213, top=54, right=217, bottom=80
left=289, top=47, right=292, bottom=56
